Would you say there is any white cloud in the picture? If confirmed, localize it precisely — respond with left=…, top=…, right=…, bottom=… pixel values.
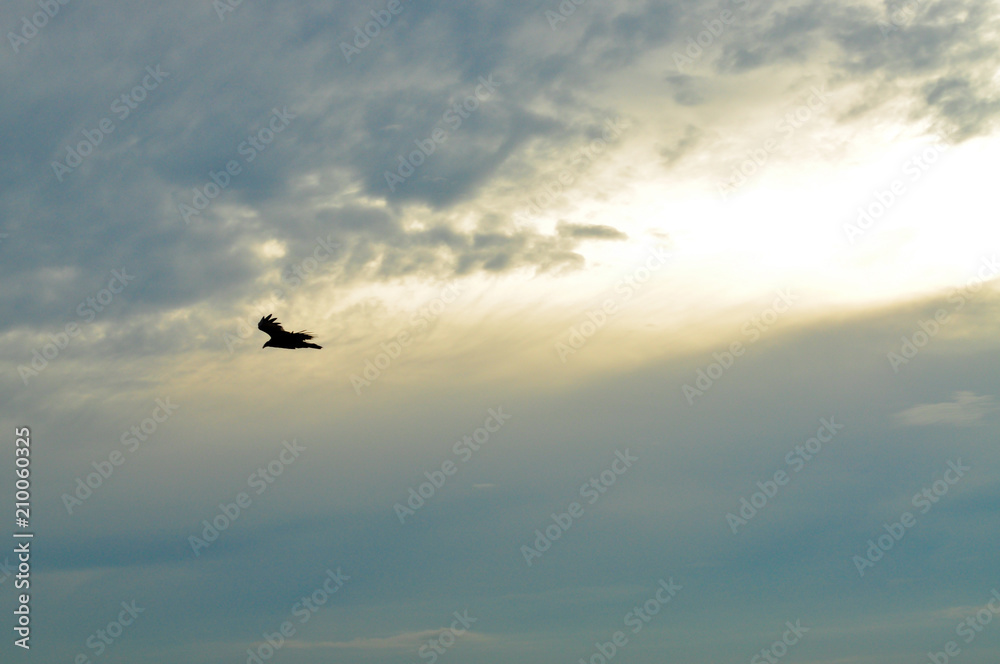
left=893, top=391, right=996, bottom=427
left=282, top=629, right=491, bottom=651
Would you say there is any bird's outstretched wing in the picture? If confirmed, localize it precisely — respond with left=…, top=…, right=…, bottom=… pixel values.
left=258, top=314, right=286, bottom=339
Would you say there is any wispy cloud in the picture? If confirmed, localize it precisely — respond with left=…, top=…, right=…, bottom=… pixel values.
left=282, top=630, right=491, bottom=651
left=893, top=391, right=997, bottom=427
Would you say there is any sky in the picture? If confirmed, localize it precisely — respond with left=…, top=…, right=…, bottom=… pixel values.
left=2, top=0, right=1000, bottom=662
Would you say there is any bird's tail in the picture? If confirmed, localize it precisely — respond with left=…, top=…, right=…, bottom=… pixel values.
left=304, top=343, right=322, bottom=349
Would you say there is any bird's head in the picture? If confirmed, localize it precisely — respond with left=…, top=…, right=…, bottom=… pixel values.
left=262, top=341, right=272, bottom=349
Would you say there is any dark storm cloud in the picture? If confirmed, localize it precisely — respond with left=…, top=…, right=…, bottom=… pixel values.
left=714, top=0, right=1000, bottom=138
left=0, top=0, right=632, bottom=335
left=556, top=221, right=629, bottom=240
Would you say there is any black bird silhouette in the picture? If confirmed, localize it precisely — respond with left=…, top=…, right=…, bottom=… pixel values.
left=258, top=314, right=322, bottom=349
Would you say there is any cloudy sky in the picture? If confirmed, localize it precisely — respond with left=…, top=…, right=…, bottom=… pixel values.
left=2, top=0, right=1000, bottom=662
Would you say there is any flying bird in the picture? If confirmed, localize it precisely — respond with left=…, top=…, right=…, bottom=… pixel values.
left=258, top=314, right=322, bottom=349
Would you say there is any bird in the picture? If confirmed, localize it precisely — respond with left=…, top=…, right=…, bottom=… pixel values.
left=258, top=314, right=322, bottom=349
